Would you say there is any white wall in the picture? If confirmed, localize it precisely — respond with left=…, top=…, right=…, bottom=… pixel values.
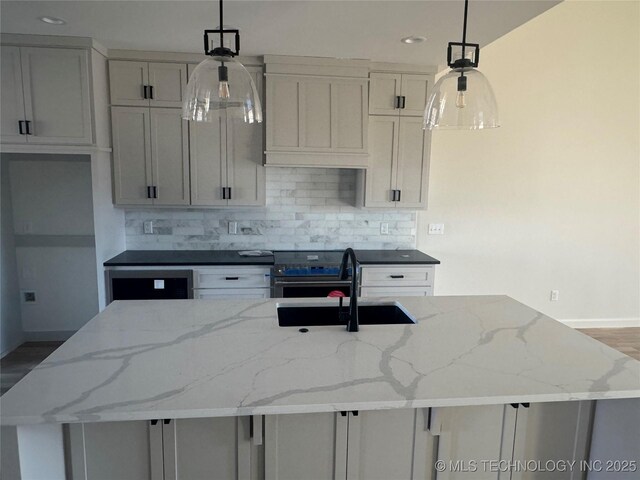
left=7, top=154, right=99, bottom=337
left=417, top=0, right=639, bottom=322
left=1, top=158, right=23, bottom=356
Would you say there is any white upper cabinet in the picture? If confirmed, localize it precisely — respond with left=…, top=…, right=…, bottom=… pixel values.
left=109, top=60, right=187, bottom=107
left=360, top=116, right=429, bottom=209
left=111, top=107, right=189, bottom=206
left=1, top=46, right=26, bottom=144
left=369, top=72, right=430, bottom=117
left=0, top=46, right=93, bottom=145
left=189, top=64, right=265, bottom=207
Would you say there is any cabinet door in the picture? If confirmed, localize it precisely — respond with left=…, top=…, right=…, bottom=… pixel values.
left=332, top=79, right=368, bottom=153
left=20, top=47, right=93, bottom=144
left=189, top=114, right=228, bottom=206
left=265, top=412, right=348, bottom=480
left=109, top=60, right=149, bottom=106
left=400, top=74, right=430, bottom=117
left=149, top=108, right=190, bottom=205
left=434, top=405, right=516, bottom=480
left=369, top=73, right=401, bottom=115
left=364, top=116, right=398, bottom=207
left=148, top=63, right=187, bottom=107
left=511, top=401, right=593, bottom=480
left=112, top=107, right=153, bottom=205
left=347, top=409, right=431, bottom=480
left=68, top=421, right=163, bottom=480
left=226, top=66, right=265, bottom=206
left=163, top=417, right=258, bottom=480
left=266, top=76, right=301, bottom=151
left=396, top=117, right=429, bottom=208
left=1, top=46, right=27, bottom=143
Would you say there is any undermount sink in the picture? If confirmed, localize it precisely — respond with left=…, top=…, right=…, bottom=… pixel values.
left=277, top=302, right=416, bottom=327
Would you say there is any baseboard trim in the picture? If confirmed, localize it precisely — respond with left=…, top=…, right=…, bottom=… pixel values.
left=559, top=318, right=640, bottom=329
left=23, top=330, right=76, bottom=342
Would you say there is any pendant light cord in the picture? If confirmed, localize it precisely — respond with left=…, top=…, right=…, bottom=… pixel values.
left=461, top=0, right=469, bottom=61
left=219, top=0, right=224, bottom=48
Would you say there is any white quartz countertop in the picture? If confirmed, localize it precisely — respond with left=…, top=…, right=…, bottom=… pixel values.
left=2, top=296, right=639, bottom=425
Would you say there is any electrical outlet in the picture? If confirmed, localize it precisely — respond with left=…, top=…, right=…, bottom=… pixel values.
left=229, top=221, right=238, bottom=235
left=22, top=291, right=36, bottom=303
left=380, top=222, right=389, bottom=235
left=428, top=223, right=445, bottom=235
left=550, top=290, right=559, bottom=302
left=143, top=221, right=153, bottom=234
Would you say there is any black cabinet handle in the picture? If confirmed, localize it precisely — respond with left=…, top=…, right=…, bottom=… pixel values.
left=397, top=190, right=401, bottom=202
left=521, top=403, right=530, bottom=408
left=149, top=85, right=154, bottom=100
left=163, top=419, right=171, bottom=425
left=147, top=186, right=152, bottom=199
left=225, top=277, right=239, bottom=281
left=143, top=85, right=148, bottom=99
left=227, top=187, right=232, bottom=200
left=150, top=419, right=158, bottom=425
left=18, top=121, right=25, bottom=135
left=153, top=186, right=158, bottom=199
left=25, top=121, right=32, bottom=135
left=390, top=275, right=405, bottom=279
left=394, top=96, right=400, bottom=109
left=222, top=187, right=227, bottom=199
left=340, top=411, right=347, bottom=417
left=391, top=190, right=397, bottom=202
left=510, top=403, right=520, bottom=409
left=400, top=96, right=406, bottom=109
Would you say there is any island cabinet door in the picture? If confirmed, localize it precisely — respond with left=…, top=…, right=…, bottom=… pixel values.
left=510, top=401, right=594, bottom=480
left=430, top=405, right=517, bottom=480
left=66, top=420, right=164, bottom=480
left=346, top=408, right=437, bottom=480
left=265, top=412, right=349, bottom=480
left=162, top=417, right=262, bottom=480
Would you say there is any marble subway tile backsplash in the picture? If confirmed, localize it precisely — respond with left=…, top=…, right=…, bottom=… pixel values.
left=125, top=168, right=417, bottom=250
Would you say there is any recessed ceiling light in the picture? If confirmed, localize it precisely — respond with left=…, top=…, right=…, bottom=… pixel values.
left=401, top=36, right=426, bottom=44
left=39, top=16, right=66, bottom=25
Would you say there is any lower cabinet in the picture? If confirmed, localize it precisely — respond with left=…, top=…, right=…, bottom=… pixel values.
left=192, top=266, right=271, bottom=300
left=264, top=409, right=436, bottom=480
left=430, top=401, right=594, bottom=480
left=67, top=417, right=262, bottom=480
left=360, top=265, right=434, bottom=297
left=65, top=403, right=593, bottom=480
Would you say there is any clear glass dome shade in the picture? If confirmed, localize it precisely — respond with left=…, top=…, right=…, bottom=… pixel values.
left=424, top=68, right=499, bottom=130
left=182, top=56, right=263, bottom=124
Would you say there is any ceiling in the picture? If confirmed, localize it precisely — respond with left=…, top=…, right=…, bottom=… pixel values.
left=1, top=1, right=560, bottom=65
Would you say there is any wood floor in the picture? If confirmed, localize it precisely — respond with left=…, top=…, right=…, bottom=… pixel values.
left=1, top=329, right=639, bottom=396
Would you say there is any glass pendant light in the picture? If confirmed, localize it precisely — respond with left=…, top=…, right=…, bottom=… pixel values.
left=424, top=0, right=499, bottom=130
left=182, top=0, right=262, bottom=124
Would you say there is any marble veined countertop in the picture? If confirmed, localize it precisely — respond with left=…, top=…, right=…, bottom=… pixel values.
left=2, top=296, right=639, bottom=425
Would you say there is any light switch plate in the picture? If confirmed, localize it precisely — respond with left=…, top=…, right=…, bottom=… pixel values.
left=143, top=221, right=153, bottom=234
left=229, top=221, right=238, bottom=235
left=380, top=222, right=389, bottom=235
left=428, top=223, right=445, bottom=235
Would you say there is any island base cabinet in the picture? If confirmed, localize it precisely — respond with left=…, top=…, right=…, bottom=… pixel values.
left=66, top=417, right=262, bottom=480
left=265, top=409, right=436, bottom=480
left=430, top=401, right=594, bottom=480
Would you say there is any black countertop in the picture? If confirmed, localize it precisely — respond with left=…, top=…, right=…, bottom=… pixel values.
left=104, top=249, right=440, bottom=267
left=104, top=250, right=275, bottom=267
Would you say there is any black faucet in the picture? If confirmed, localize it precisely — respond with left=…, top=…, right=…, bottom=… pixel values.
left=338, top=248, right=359, bottom=332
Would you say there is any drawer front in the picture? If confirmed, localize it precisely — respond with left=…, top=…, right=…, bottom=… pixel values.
left=360, top=286, right=433, bottom=297
left=194, top=288, right=271, bottom=300
left=194, top=267, right=271, bottom=289
left=360, top=266, right=434, bottom=287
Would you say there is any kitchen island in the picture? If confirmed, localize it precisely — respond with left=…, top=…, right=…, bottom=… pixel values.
left=2, top=296, right=639, bottom=479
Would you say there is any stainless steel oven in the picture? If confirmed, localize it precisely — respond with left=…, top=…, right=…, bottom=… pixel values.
left=271, top=251, right=352, bottom=298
